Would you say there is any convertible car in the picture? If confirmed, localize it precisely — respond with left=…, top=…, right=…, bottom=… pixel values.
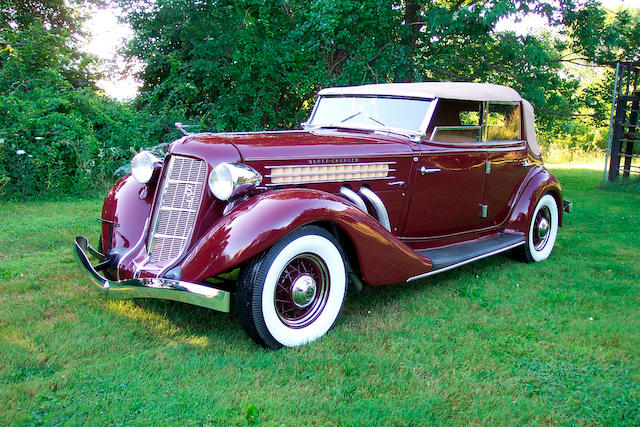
left=74, top=82, right=571, bottom=349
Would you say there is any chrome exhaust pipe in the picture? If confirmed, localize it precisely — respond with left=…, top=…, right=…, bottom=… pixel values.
left=358, top=186, right=391, bottom=231
left=339, top=186, right=368, bottom=213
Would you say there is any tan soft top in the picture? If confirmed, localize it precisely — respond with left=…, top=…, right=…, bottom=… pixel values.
left=318, top=82, right=522, bottom=102
left=318, top=82, right=540, bottom=156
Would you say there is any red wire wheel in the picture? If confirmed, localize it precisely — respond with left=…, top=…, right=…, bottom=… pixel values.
left=237, top=225, right=347, bottom=349
left=274, top=254, right=330, bottom=328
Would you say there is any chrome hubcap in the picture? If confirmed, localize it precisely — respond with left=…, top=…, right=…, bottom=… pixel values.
left=537, top=217, right=549, bottom=239
left=532, top=206, right=552, bottom=251
left=291, top=274, right=317, bottom=308
left=274, top=254, right=330, bottom=328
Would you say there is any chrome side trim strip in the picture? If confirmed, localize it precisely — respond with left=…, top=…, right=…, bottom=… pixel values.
left=266, top=168, right=395, bottom=178
left=339, top=186, right=368, bottom=212
left=265, top=162, right=396, bottom=169
left=406, top=241, right=525, bottom=282
left=266, top=176, right=395, bottom=187
left=358, top=186, right=391, bottom=231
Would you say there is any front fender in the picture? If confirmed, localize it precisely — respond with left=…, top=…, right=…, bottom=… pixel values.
left=505, top=166, right=563, bottom=235
left=180, top=189, right=433, bottom=286
left=101, top=174, right=154, bottom=252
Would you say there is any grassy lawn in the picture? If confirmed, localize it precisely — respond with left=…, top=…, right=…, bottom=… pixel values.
left=1, top=167, right=638, bottom=425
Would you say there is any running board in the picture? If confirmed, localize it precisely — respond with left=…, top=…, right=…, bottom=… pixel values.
left=407, top=233, right=525, bottom=282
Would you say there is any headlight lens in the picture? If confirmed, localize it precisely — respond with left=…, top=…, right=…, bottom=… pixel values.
left=208, top=162, right=262, bottom=201
left=131, top=151, right=160, bottom=184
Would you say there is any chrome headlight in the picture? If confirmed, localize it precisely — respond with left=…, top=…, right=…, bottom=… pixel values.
left=208, top=162, right=262, bottom=201
left=131, top=151, right=160, bottom=184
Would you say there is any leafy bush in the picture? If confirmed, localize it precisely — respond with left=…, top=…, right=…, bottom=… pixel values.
left=0, top=22, right=160, bottom=199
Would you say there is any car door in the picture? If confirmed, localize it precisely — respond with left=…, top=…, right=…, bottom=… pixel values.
left=480, top=102, right=529, bottom=227
left=402, top=99, right=488, bottom=238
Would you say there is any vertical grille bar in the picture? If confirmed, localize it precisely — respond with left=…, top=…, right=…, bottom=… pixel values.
left=148, top=155, right=207, bottom=264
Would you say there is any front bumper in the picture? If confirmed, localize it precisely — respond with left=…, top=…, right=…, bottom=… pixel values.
left=73, top=236, right=231, bottom=312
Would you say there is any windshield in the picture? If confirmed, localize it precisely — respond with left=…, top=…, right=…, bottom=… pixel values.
left=307, top=96, right=432, bottom=135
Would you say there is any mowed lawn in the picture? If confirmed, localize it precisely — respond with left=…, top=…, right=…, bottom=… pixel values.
left=0, top=167, right=638, bottom=425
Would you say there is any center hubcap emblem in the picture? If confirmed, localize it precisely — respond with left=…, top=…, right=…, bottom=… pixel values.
left=291, top=274, right=317, bottom=308
left=538, top=217, right=549, bottom=239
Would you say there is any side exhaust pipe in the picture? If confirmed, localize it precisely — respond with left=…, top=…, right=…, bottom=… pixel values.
left=358, top=186, right=391, bottom=231
left=339, top=186, right=368, bottom=212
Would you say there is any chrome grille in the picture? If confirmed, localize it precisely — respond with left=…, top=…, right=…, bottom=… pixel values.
left=148, top=155, right=207, bottom=264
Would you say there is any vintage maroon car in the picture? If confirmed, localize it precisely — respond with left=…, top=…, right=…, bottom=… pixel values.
left=74, top=82, right=571, bottom=348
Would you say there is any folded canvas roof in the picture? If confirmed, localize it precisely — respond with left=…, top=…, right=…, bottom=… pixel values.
left=317, top=82, right=540, bottom=156
left=318, top=82, right=523, bottom=102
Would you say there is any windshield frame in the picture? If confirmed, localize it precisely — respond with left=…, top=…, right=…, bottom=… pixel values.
left=303, top=94, right=437, bottom=142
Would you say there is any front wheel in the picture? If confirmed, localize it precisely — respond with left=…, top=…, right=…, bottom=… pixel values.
left=236, top=225, right=347, bottom=349
left=518, top=193, right=559, bottom=263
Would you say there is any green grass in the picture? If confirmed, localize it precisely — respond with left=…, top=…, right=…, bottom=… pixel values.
left=1, top=167, right=639, bottom=425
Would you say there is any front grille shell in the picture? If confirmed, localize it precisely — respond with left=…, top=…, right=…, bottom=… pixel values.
left=147, top=155, right=207, bottom=264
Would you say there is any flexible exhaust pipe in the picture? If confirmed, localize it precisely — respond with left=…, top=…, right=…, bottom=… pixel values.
left=358, top=186, right=391, bottom=231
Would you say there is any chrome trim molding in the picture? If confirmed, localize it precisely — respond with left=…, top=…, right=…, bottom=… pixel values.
left=74, top=236, right=230, bottom=312
left=148, top=155, right=207, bottom=264
left=264, top=162, right=396, bottom=169
left=266, top=176, right=395, bottom=187
left=407, top=241, right=525, bottom=282
left=266, top=168, right=394, bottom=178
left=339, top=186, right=368, bottom=212
left=266, top=162, right=396, bottom=186
left=358, top=186, right=391, bottom=231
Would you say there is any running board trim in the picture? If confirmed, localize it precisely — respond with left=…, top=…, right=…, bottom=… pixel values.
left=406, top=241, right=525, bottom=282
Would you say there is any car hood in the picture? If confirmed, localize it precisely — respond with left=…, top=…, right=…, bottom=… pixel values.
left=172, top=129, right=413, bottom=163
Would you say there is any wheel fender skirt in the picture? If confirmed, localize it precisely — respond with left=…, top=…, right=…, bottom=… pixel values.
left=505, top=168, right=563, bottom=235
left=179, top=189, right=433, bottom=285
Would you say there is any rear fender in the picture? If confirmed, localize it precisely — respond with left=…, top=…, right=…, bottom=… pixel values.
left=505, top=167, right=563, bottom=235
left=180, top=189, right=432, bottom=285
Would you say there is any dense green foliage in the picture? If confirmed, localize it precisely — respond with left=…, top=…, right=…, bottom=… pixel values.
left=1, top=168, right=639, bottom=424
left=0, top=0, right=154, bottom=198
left=0, top=0, right=639, bottom=198
left=121, top=0, right=638, bottom=132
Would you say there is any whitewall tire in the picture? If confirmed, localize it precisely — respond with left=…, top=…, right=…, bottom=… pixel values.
left=521, top=193, right=559, bottom=263
left=237, top=225, right=347, bottom=349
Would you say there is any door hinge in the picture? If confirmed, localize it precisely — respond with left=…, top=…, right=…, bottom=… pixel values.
left=485, top=161, right=491, bottom=174
left=480, top=204, right=488, bottom=218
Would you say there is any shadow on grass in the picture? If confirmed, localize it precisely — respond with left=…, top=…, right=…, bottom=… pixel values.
left=344, top=251, right=517, bottom=312
left=120, top=250, right=520, bottom=348
left=125, top=298, right=249, bottom=348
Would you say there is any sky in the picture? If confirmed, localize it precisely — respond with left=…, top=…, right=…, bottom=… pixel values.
left=84, top=0, right=639, bottom=100
left=82, top=8, right=142, bottom=100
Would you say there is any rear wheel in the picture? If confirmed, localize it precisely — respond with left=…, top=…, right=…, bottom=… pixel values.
left=517, top=193, right=559, bottom=263
left=237, top=225, right=347, bottom=349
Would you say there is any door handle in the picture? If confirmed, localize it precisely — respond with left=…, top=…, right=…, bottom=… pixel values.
left=420, top=166, right=441, bottom=175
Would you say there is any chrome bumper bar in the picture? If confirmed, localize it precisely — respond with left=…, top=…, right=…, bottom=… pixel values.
left=73, top=236, right=231, bottom=312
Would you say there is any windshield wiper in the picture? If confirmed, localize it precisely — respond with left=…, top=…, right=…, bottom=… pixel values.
left=339, top=111, right=362, bottom=123
left=338, top=112, right=387, bottom=128
left=367, top=116, right=387, bottom=127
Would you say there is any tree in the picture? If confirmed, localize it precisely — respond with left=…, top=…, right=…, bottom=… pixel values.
left=0, top=0, right=154, bottom=198
left=119, top=0, right=638, bottom=137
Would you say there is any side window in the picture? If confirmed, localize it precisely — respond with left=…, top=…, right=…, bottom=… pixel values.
left=485, top=103, right=521, bottom=141
left=427, top=100, right=482, bottom=143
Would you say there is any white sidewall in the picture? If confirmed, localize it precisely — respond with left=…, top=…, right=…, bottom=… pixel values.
left=528, top=194, right=558, bottom=262
left=261, top=235, right=346, bottom=347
